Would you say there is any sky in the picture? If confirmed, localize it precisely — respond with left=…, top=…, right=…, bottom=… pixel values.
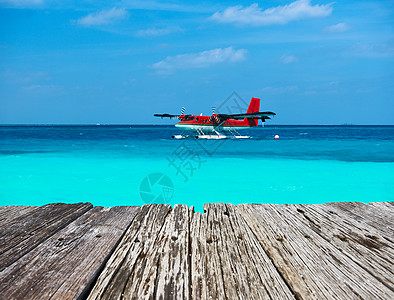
left=0, top=0, right=393, bottom=124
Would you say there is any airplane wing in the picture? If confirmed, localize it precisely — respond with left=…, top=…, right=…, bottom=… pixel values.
left=154, top=114, right=180, bottom=119
left=217, top=111, right=276, bottom=120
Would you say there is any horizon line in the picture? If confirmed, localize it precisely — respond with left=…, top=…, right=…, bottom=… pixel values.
left=1, top=123, right=393, bottom=126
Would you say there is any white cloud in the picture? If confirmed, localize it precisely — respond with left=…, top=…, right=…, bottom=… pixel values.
left=152, top=47, right=247, bottom=73
left=136, top=27, right=182, bottom=37
left=1, top=71, right=50, bottom=85
left=210, top=0, right=333, bottom=26
left=77, top=8, right=128, bottom=27
left=324, top=22, right=352, bottom=33
left=349, top=43, right=394, bottom=58
left=23, top=84, right=58, bottom=90
left=280, top=54, right=299, bottom=64
left=120, top=0, right=211, bottom=13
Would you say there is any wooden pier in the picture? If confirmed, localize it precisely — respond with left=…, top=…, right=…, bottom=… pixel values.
left=0, top=202, right=393, bottom=299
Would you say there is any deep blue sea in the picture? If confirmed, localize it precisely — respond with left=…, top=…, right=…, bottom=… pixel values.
left=1, top=125, right=393, bottom=212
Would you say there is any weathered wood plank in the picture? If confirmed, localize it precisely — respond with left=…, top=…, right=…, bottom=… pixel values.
left=293, top=202, right=394, bottom=291
left=325, top=202, right=394, bottom=238
left=87, top=204, right=172, bottom=300
left=0, top=202, right=391, bottom=300
left=0, top=202, right=93, bottom=271
left=0, top=206, right=140, bottom=300
left=190, top=203, right=295, bottom=300
left=0, top=206, right=37, bottom=226
left=190, top=206, right=225, bottom=299
left=237, top=203, right=394, bottom=299
left=151, top=204, right=190, bottom=299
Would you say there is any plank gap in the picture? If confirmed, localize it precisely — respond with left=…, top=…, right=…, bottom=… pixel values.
left=77, top=207, right=141, bottom=300
left=236, top=205, right=301, bottom=300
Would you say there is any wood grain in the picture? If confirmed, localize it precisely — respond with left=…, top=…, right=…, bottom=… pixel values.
left=293, top=203, right=394, bottom=289
left=0, top=202, right=392, bottom=300
left=190, top=203, right=295, bottom=300
left=0, top=202, right=92, bottom=271
left=237, top=203, right=394, bottom=299
left=0, top=206, right=37, bottom=226
left=87, top=204, right=172, bottom=300
left=0, top=206, right=140, bottom=299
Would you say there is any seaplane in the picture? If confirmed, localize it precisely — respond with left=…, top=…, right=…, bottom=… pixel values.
left=154, top=97, right=276, bottom=139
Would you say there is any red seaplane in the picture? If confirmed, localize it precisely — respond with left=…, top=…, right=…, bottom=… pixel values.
left=154, top=97, right=276, bottom=139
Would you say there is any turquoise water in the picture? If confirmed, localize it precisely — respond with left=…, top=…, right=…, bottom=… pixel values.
left=1, top=125, right=393, bottom=212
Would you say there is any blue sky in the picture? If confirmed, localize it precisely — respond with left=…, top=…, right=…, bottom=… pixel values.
left=0, top=0, right=393, bottom=124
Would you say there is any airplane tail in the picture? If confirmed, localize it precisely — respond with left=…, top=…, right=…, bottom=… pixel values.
left=244, top=97, right=260, bottom=126
left=247, top=97, right=260, bottom=113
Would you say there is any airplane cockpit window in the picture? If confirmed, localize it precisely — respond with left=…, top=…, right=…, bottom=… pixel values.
left=183, top=116, right=195, bottom=121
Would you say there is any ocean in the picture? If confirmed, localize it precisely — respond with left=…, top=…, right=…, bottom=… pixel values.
left=1, top=125, right=393, bottom=212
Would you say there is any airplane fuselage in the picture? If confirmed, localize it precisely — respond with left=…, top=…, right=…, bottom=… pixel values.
left=175, top=114, right=257, bottom=132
